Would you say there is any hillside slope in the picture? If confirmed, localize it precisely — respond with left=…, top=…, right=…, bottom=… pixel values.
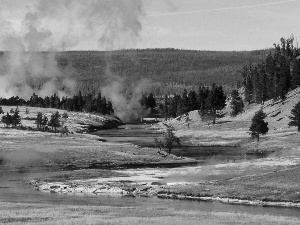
left=58, top=49, right=270, bottom=93
left=0, top=49, right=271, bottom=96
left=160, top=87, right=300, bottom=156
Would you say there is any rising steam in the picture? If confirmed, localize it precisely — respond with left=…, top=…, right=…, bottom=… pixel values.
left=0, top=0, right=144, bottom=99
left=0, top=0, right=152, bottom=121
left=102, top=73, right=151, bottom=122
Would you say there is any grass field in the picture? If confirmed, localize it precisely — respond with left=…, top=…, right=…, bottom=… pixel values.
left=1, top=202, right=299, bottom=225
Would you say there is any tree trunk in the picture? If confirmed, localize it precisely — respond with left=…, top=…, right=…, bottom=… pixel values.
left=212, top=109, right=216, bottom=124
left=257, top=133, right=260, bottom=142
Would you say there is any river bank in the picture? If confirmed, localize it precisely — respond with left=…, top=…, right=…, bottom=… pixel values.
left=28, top=155, right=300, bottom=209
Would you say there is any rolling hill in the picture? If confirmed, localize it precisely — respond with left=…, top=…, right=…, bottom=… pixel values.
left=0, top=48, right=272, bottom=96
left=56, top=48, right=271, bottom=94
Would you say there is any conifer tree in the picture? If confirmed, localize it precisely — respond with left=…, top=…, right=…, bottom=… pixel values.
left=230, top=89, right=244, bottom=117
left=146, top=93, right=156, bottom=110
left=241, top=64, right=253, bottom=104
left=12, top=108, right=21, bottom=127
left=291, top=59, right=300, bottom=89
left=179, top=89, right=189, bottom=115
left=265, top=53, right=276, bottom=99
left=36, top=112, right=43, bottom=130
left=96, top=92, right=102, bottom=113
left=49, top=111, right=61, bottom=132
left=42, top=115, right=48, bottom=131
left=206, top=84, right=226, bottom=124
left=288, top=101, right=300, bottom=132
left=78, top=91, right=84, bottom=111
left=169, top=94, right=181, bottom=118
left=163, top=94, right=169, bottom=120
left=249, top=109, right=269, bottom=141
left=107, top=101, right=114, bottom=114
left=187, top=90, right=198, bottom=111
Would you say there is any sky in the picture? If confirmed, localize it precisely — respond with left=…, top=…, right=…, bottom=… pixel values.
left=0, top=0, right=300, bottom=51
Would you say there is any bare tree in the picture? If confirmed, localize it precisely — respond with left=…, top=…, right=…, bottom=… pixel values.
left=155, top=124, right=180, bottom=155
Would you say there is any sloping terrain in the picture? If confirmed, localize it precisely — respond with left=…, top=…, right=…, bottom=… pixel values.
left=160, top=87, right=300, bottom=157
left=1, top=106, right=122, bottom=133
left=0, top=49, right=271, bottom=95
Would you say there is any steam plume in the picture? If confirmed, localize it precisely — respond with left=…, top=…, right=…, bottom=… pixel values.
left=102, top=75, right=151, bottom=122
left=0, top=0, right=144, bottom=99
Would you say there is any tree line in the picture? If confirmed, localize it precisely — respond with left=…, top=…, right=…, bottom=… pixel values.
left=0, top=106, right=70, bottom=135
left=0, top=91, right=114, bottom=115
left=158, top=83, right=227, bottom=123
left=242, top=37, right=300, bottom=104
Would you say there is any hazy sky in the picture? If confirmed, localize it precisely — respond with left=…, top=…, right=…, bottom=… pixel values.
left=140, top=0, right=300, bottom=50
left=0, top=0, right=300, bottom=51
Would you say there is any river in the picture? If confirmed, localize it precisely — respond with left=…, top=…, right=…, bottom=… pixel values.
left=1, top=124, right=300, bottom=221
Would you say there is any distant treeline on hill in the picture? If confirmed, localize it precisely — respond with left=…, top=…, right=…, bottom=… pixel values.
left=0, top=91, right=114, bottom=115
left=0, top=48, right=269, bottom=96
left=63, top=48, right=269, bottom=95
left=242, top=37, right=300, bottom=104
left=157, top=84, right=227, bottom=121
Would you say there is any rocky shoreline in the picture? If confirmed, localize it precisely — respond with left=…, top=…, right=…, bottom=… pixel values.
left=30, top=179, right=300, bottom=208
left=30, top=180, right=168, bottom=197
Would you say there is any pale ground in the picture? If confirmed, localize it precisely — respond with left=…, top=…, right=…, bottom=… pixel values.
left=1, top=105, right=120, bottom=133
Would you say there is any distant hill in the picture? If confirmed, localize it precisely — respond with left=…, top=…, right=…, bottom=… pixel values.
left=55, top=48, right=272, bottom=94
left=0, top=49, right=272, bottom=96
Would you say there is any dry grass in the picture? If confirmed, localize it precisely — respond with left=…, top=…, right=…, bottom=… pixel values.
left=0, top=202, right=299, bottom=225
left=167, top=164, right=300, bottom=203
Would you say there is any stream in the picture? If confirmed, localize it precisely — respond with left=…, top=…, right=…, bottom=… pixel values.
left=1, top=124, right=300, bottom=220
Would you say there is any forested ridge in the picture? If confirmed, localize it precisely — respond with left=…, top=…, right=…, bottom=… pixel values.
left=242, top=37, right=300, bottom=104
left=54, top=48, right=270, bottom=94
left=0, top=48, right=270, bottom=95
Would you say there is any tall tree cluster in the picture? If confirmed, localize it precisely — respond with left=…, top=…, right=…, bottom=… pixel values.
left=0, top=91, right=114, bottom=115
left=159, top=84, right=226, bottom=120
left=242, top=37, right=300, bottom=104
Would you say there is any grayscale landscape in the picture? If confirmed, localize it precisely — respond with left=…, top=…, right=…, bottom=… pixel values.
left=1, top=0, right=300, bottom=224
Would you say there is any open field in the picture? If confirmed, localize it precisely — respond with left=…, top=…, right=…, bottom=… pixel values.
left=1, top=202, right=300, bottom=225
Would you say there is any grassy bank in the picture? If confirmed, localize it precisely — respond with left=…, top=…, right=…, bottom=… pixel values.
left=1, top=202, right=299, bottom=225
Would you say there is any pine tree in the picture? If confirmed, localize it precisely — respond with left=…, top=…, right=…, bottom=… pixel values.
left=187, top=90, right=197, bottom=111
left=169, top=94, right=181, bottom=118
left=84, top=93, right=93, bottom=112
left=206, top=84, right=226, bottom=124
left=78, top=91, right=84, bottom=111
left=178, top=89, right=189, bottom=115
left=1, top=112, right=12, bottom=127
left=49, top=111, right=61, bottom=132
left=36, top=112, right=43, bottom=130
left=146, top=93, right=156, bottom=110
left=107, top=101, right=114, bottom=114
left=163, top=94, right=169, bottom=120
left=265, top=53, right=276, bottom=99
left=291, top=59, right=300, bottom=89
left=288, top=101, right=300, bottom=132
left=12, top=108, right=21, bottom=127
left=241, top=64, right=253, bottom=104
left=96, top=92, right=102, bottom=113
left=42, top=115, right=48, bottom=131
left=230, top=89, right=244, bottom=117
left=249, top=109, right=269, bottom=141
